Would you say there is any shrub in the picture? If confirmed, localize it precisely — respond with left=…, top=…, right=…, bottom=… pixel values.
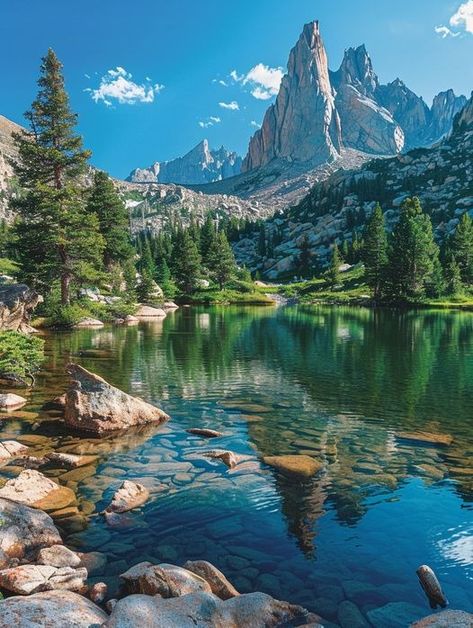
left=0, top=331, right=44, bottom=384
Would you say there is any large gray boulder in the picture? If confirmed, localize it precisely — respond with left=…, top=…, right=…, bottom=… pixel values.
left=106, top=591, right=318, bottom=628
left=0, top=469, right=76, bottom=512
left=0, top=590, right=107, bottom=627
left=0, top=497, right=62, bottom=566
left=411, top=610, right=473, bottom=627
left=0, top=283, right=42, bottom=333
left=0, top=564, right=87, bottom=595
left=64, top=363, right=169, bottom=434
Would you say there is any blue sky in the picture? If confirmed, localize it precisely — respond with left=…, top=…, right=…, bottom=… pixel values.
left=1, top=0, right=472, bottom=178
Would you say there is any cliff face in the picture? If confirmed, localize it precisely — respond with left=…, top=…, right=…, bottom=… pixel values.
left=242, top=21, right=342, bottom=172
left=127, top=140, right=242, bottom=185
left=242, top=22, right=466, bottom=173
left=0, top=115, right=22, bottom=218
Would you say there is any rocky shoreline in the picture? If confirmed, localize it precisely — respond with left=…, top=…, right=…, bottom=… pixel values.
left=0, top=361, right=471, bottom=626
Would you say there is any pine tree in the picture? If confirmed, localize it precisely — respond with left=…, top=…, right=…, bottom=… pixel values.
left=387, top=198, right=439, bottom=300
left=450, top=213, right=473, bottom=285
left=86, top=171, right=134, bottom=268
left=258, top=224, right=267, bottom=257
left=326, top=243, right=341, bottom=289
left=155, top=257, right=176, bottom=299
left=200, top=215, right=217, bottom=265
left=444, top=257, right=463, bottom=295
left=11, top=49, right=104, bottom=305
left=173, top=230, right=202, bottom=294
left=207, top=231, right=236, bottom=289
left=362, top=203, right=387, bottom=300
left=297, top=235, right=313, bottom=278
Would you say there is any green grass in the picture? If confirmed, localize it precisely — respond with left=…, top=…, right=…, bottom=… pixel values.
left=183, top=288, right=275, bottom=305
left=0, top=258, right=19, bottom=277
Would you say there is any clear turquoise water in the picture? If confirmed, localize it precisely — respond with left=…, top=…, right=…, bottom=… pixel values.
left=3, top=305, right=473, bottom=626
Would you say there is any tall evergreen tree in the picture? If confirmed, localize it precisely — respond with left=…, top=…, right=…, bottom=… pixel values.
left=387, top=198, right=439, bottom=300
left=86, top=171, right=134, bottom=268
left=258, top=224, right=267, bottom=257
left=207, top=231, right=236, bottom=289
left=362, top=203, right=388, bottom=300
left=444, top=257, right=463, bottom=295
left=297, top=235, right=313, bottom=278
left=155, top=257, right=176, bottom=299
left=11, top=49, right=104, bottom=305
left=172, top=230, right=202, bottom=294
left=450, top=213, right=473, bottom=285
left=200, top=215, right=217, bottom=265
left=326, top=243, right=341, bottom=288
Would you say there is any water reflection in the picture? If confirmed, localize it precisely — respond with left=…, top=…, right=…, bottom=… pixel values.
left=1, top=305, right=472, bottom=624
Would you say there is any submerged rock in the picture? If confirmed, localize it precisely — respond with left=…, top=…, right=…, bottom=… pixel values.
left=411, top=610, right=473, bottom=627
left=0, top=393, right=27, bottom=410
left=0, top=469, right=76, bottom=511
left=63, top=363, right=169, bottom=434
left=104, top=480, right=149, bottom=514
left=0, top=564, right=87, bottom=595
left=41, top=394, right=66, bottom=411
left=0, top=497, right=62, bottom=564
left=187, top=428, right=223, bottom=438
left=0, top=590, right=107, bottom=627
left=396, top=431, right=453, bottom=447
left=135, top=304, right=166, bottom=318
left=46, top=452, right=98, bottom=469
left=106, top=591, right=317, bottom=628
left=203, top=450, right=242, bottom=469
left=184, top=560, right=239, bottom=600
left=263, top=454, right=323, bottom=478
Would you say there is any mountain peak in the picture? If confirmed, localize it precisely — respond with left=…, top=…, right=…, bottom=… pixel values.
left=333, top=43, right=378, bottom=97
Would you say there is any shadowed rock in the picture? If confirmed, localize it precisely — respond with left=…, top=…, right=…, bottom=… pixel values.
left=104, top=480, right=149, bottom=514
left=263, top=454, right=323, bottom=478
left=0, top=283, right=42, bottom=333
left=187, top=428, right=223, bottom=438
left=64, top=363, right=169, bottom=435
left=184, top=560, right=239, bottom=600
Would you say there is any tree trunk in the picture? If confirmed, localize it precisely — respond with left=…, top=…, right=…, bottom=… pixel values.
left=61, top=273, right=71, bottom=306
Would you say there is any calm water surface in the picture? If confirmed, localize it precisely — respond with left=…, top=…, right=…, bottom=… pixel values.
left=1, top=305, right=473, bottom=626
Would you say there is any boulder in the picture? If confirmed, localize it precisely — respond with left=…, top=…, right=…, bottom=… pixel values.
left=0, top=590, right=107, bottom=627
left=0, top=497, right=62, bottom=564
left=0, top=283, right=42, bottom=333
left=106, top=591, right=317, bottom=628
left=0, top=469, right=76, bottom=511
left=184, top=560, right=239, bottom=600
left=73, top=318, right=104, bottom=328
left=163, top=301, right=179, bottom=310
left=0, top=439, right=28, bottom=460
left=37, top=545, right=81, bottom=568
left=187, top=428, right=223, bottom=438
left=63, top=363, right=169, bottom=434
left=0, top=564, right=87, bottom=594
left=135, top=304, right=166, bottom=318
left=124, top=315, right=139, bottom=324
left=89, top=581, right=108, bottom=604
left=42, top=394, right=67, bottom=411
left=411, top=610, right=473, bottom=627
left=396, top=432, right=453, bottom=446
left=104, top=480, right=149, bottom=513
left=120, top=562, right=211, bottom=597
left=0, top=393, right=27, bottom=410
left=263, top=455, right=323, bottom=478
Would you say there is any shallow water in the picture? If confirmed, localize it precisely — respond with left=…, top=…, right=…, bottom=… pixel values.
left=1, top=305, right=473, bottom=626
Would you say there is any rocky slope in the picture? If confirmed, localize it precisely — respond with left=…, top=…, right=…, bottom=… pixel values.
left=0, top=114, right=23, bottom=219
left=127, top=140, right=242, bottom=185
left=242, top=21, right=466, bottom=175
left=234, top=93, right=473, bottom=279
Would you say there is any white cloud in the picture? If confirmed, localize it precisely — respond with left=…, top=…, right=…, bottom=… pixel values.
left=436, top=1, right=473, bottom=38
left=219, top=100, right=239, bottom=110
left=251, top=120, right=261, bottom=128
left=84, top=73, right=91, bottom=79
left=450, top=0, right=473, bottom=33
left=199, top=116, right=221, bottom=128
left=229, top=63, right=284, bottom=100
left=435, top=25, right=460, bottom=38
left=86, top=67, right=164, bottom=106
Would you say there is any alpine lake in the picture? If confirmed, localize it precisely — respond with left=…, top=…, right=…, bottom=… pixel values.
left=1, top=304, right=473, bottom=627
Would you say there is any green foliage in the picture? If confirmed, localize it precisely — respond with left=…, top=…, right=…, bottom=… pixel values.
left=362, top=203, right=388, bottom=300
left=11, top=49, right=104, bottom=305
left=0, top=331, right=44, bottom=381
left=172, top=230, right=202, bottom=294
left=449, top=213, right=473, bottom=284
left=0, top=258, right=19, bottom=276
left=386, top=197, right=439, bottom=300
left=326, top=243, right=341, bottom=289
left=207, top=231, right=236, bottom=289
left=155, top=258, right=177, bottom=299
left=86, top=170, right=134, bottom=268
left=444, top=258, right=463, bottom=296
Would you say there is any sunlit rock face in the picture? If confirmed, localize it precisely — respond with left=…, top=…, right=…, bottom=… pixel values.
left=242, top=21, right=342, bottom=172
